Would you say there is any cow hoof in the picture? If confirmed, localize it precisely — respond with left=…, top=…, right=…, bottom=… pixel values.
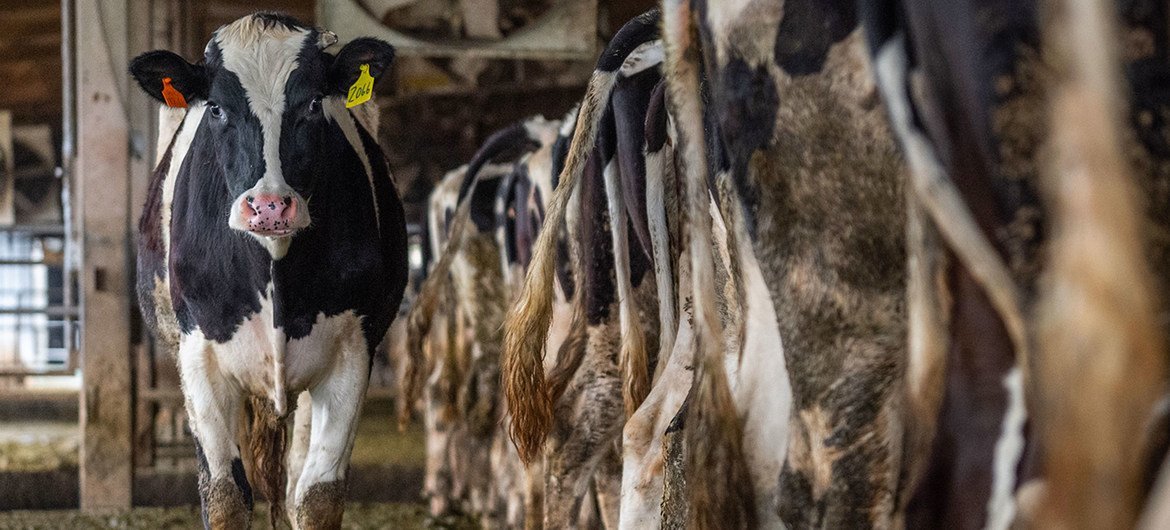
left=295, top=480, right=346, bottom=530
left=205, top=476, right=252, bottom=530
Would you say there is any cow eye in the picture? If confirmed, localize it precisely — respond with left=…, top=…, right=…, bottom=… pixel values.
left=307, top=96, right=323, bottom=113
left=207, top=103, right=225, bottom=120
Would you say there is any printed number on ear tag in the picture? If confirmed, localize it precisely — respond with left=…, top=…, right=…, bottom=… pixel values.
left=346, top=64, right=375, bottom=108
left=161, top=77, right=187, bottom=108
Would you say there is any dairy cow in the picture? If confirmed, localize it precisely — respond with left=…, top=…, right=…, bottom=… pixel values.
left=130, top=13, right=407, bottom=529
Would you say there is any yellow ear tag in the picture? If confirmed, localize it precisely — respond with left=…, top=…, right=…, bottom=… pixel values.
left=346, top=64, right=375, bottom=108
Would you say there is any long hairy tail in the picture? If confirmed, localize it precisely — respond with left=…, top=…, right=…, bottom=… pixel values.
left=402, top=122, right=535, bottom=429
left=502, top=8, right=662, bottom=464
left=662, top=1, right=756, bottom=527
left=603, top=140, right=651, bottom=416
left=1039, top=0, right=1165, bottom=527
left=248, top=397, right=288, bottom=529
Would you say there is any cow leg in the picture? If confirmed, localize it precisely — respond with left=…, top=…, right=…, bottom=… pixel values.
left=424, top=354, right=456, bottom=516
left=619, top=311, right=694, bottom=529
left=178, top=336, right=252, bottom=529
left=292, top=340, right=369, bottom=530
left=594, top=445, right=623, bottom=530
left=544, top=321, right=624, bottom=528
left=285, top=391, right=312, bottom=524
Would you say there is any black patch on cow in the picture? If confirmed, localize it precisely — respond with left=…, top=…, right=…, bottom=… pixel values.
left=230, top=457, right=254, bottom=511
left=596, top=9, right=661, bottom=73
left=498, top=167, right=521, bottom=266
left=773, top=0, right=858, bottom=76
left=613, top=64, right=661, bottom=267
left=580, top=104, right=618, bottom=324
left=713, top=57, right=778, bottom=235
left=644, top=79, right=669, bottom=152
left=550, top=121, right=574, bottom=191
left=168, top=122, right=269, bottom=341
left=555, top=232, right=575, bottom=299
left=470, top=173, right=503, bottom=233
left=508, top=165, right=533, bottom=268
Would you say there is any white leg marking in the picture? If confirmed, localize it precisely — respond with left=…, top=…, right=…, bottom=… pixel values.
left=294, top=331, right=370, bottom=502
left=286, top=389, right=313, bottom=512
left=178, top=331, right=244, bottom=480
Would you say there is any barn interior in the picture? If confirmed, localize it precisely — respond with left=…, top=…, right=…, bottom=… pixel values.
left=0, top=0, right=649, bottom=525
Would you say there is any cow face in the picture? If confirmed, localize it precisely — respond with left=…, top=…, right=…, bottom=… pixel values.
left=130, top=13, right=394, bottom=252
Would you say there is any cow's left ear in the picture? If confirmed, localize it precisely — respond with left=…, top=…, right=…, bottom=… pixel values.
left=129, top=50, right=208, bottom=106
left=327, top=38, right=396, bottom=96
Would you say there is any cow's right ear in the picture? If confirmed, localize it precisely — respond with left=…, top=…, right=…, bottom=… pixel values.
left=129, top=50, right=208, bottom=106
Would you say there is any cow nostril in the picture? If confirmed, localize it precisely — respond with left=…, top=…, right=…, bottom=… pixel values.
left=282, top=197, right=292, bottom=206
left=246, top=196, right=254, bottom=204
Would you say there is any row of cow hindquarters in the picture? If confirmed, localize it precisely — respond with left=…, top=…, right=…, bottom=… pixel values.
left=406, top=1, right=1170, bottom=529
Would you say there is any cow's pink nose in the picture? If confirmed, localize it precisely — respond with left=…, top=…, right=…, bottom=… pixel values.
left=241, top=193, right=298, bottom=235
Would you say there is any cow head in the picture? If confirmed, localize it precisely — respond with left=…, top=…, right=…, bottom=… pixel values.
left=130, top=13, right=394, bottom=251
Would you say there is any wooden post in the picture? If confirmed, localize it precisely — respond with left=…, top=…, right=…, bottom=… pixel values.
left=75, top=0, right=134, bottom=511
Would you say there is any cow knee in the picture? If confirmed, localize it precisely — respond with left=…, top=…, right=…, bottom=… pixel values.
left=295, top=480, right=346, bottom=530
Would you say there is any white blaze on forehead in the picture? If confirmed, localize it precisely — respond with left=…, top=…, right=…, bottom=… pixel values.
left=216, top=18, right=313, bottom=193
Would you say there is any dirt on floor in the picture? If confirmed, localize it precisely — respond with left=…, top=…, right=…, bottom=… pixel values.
left=0, top=503, right=431, bottom=529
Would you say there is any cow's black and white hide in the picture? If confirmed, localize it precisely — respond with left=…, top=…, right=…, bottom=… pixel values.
left=658, top=0, right=908, bottom=527
left=131, top=13, right=407, bottom=529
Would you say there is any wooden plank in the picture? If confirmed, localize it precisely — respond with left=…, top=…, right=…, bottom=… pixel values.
left=75, top=0, right=133, bottom=512
left=0, top=111, right=13, bottom=225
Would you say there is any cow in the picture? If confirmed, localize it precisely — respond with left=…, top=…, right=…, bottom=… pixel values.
left=129, top=12, right=407, bottom=529
left=656, top=0, right=909, bottom=527
left=405, top=116, right=575, bottom=527
left=863, top=0, right=1170, bottom=527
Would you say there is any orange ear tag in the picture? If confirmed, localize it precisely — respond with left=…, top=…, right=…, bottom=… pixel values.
left=161, top=77, right=187, bottom=108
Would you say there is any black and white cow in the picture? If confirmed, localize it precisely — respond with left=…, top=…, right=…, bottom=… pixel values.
left=130, top=13, right=407, bottom=529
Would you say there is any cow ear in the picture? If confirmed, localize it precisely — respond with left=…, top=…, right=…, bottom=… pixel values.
left=129, top=50, right=208, bottom=105
left=328, top=38, right=395, bottom=96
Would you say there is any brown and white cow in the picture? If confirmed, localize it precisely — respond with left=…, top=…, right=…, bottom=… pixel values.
left=130, top=13, right=407, bottom=529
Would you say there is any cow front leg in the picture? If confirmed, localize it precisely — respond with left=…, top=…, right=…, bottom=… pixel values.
left=285, top=391, right=313, bottom=524
left=178, top=336, right=252, bottom=529
left=292, top=343, right=369, bottom=530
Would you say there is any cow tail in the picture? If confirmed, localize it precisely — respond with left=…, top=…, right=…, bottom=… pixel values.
left=644, top=79, right=678, bottom=379
left=1039, top=1, right=1166, bottom=527
left=603, top=133, right=651, bottom=416
left=502, top=7, right=662, bottom=464
left=402, top=122, right=533, bottom=429
left=247, top=396, right=288, bottom=529
left=662, top=1, right=756, bottom=527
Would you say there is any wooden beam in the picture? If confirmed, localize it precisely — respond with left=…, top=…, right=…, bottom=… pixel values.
left=75, top=0, right=133, bottom=512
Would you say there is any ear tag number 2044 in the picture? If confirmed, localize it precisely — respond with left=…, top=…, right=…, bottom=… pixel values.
left=346, top=64, right=375, bottom=108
